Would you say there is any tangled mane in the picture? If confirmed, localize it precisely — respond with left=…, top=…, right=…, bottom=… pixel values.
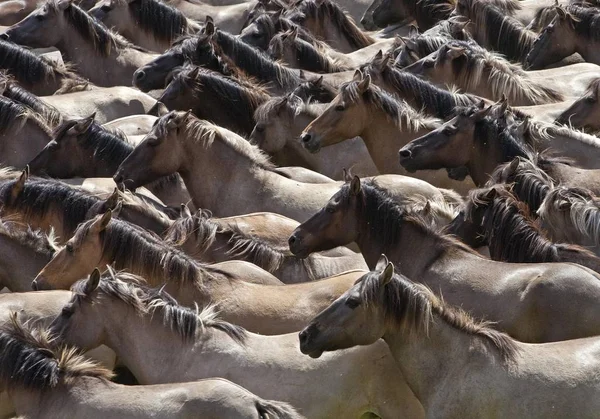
left=0, top=95, right=53, bottom=137
left=126, top=0, right=198, bottom=42
left=286, top=0, right=375, bottom=49
left=361, top=58, right=479, bottom=118
left=561, top=5, right=600, bottom=41
left=47, top=0, right=143, bottom=56
left=339, top=79, right=441, bottom=132
left=291, top=75, right=338, bottom=102
left=0, top=218, right=58, bottom=257
left=359, top=269, right=518, bottom=361
left=71, top=215, right=230, bottom=288
left=456, top=0, right=535, bottom=62
left=70, top=273, right=246, bottom=344
left=241, top=10, right=315, bottom=50
left=0, top=314, right=112, bottom=390
left=436, top=40, right=563, bottom=103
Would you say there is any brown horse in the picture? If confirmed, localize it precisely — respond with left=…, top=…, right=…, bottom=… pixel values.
left=300, top=72, right=474, bottom=193
left=4, top=0, right=157, bottom=87
left=447, top=185, right=600, bottom=272
left=289, top=176, right=600, bottom=342
left=300, top=260, right=600, bottom=418
left=49, top=273, right=425, bottom=418
left=165, top=209, right=368, bottom=282
left=114, top=111, right=462, bottom=221
left=2, top=315, right=303, bottom=419
left=556, top=78, right=600, bottom=132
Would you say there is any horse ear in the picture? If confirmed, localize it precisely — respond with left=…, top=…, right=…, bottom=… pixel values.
left=342, top=168, right=352, bottom=182
left=11, top=166, right=28, bottom=202
left=350, top=175, right=361, bottom=196
left=180, top=203, right=192, bottom=218
left=104, top=188, right=120, bottom=211
left=474, top=105, right=493, bottom=120
left=402, top=37, right=417, bottom=51
left=557, top=199, right=571, bottom=211
left=155, top=102, right=169, bottom=117
left=289, top=26, right=299, bottom=41
left=375, top=254, right=389, bottom=272
left=188, top=66, right=200, bottom=80
left=447, top=46, right=466, bottom=60
left=57, top=0, right=71, bottom=11
left=484, top=187, right=497, bottom=201
left=275, top=96, right=288, bottom=114
left=374, top=50, right=383, bottom=61
left=556, top=6, right=567, bottom=19
left=84, top=268, right=101, bottom=295
left=508, top=157, right=520, bottom=173
left=298, top=70, right=306, bottom=80
left=68, top=113, right=95, bottom=136
left=408, top=24, right=419, bottom=37
left=313, top=75, right=323, bottom=87
left=380, top=53, right=391, bottom=68
left=91, top=210, right=112, bottom=233
left=357, top=74, right=371, bottom=93
left=352, top=69, right=363, bottom=82
left=204, top=18, right=215, bottom=35
left=379, top=262, right=394, bottom=286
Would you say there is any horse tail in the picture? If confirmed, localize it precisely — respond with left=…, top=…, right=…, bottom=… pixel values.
left=255, top=399, right=305, bottom=419
left=439, top=188, right=464, bottom=209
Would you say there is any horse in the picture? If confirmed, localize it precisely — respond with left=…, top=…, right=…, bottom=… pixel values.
left=284, top=0, right=375, bottom=53
left=300, top=72, right=474, bottom=193
left=165, top=209, right=368, bottom=282
left=299, top=260, right=600, bottom=418
left=527, top=6, right=600, bottom=69
left=4, top=0, right=157, bottom=87
left=0, top=39, right=87, bottom=95
left=448, top=185, right=600, bottom=272
left=89, top=0, right=201, bottom=52
left=289, top=176, right=600, bottom=342
left=251, top=94, right=379, bottom=178
left=1, top=314, right=302, bottom=419
left=538, top=186, right=600, bottom=255
left=114, top=111, right=462, bottom=221
left=27, top=115, right=192, bottom=208
left=404, top=40, right=566, bottom=105
left=240, top=8, right=314, bottom=50
left=153, top=65, right=269, bottom=137
left=49, top=272, right=425, bottom=418
left=556, top=78, right=600, bottom=132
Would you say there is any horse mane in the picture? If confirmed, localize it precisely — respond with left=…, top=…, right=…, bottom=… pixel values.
left=71, top=274, right=246, bottom=344
left=339, top=80, right=441, bottom=132
left=562, top=5, right=600, bottom=41
left=211, top=28, right=302, bottom=90
left=525, top=120, right=600, bottom=149
left=0, top=39, right=83, bottom=89
left=47, top=0, right=145, bottom=56
left=165, top=209, right=219, bottom=256
left=397, top=35, right=448, bottom=66
left=438, top=40, right=563, bottom=103
left=0, top=218, right=58, bottom=257
left=172, top=111, right=275, bottom=169
left=291, top=76, right=337, bottom=102
left=457, top=0, right=535, bottom=62
left=287, top=0, right=374, bottom=49
left=0, top=95, right=53, bottom=137
left=0, top=74, right=63, bottom=127
left=362, top=59, right=478, bottom=118
left=0, top=314, right=112, bottom=390
left=126, top=0, right=197, bottom=42
left=72, top=216, right=230, bottom=288
left=360, top=269, right=517, bottom=361
left=269, top=31, right=351, bottom=73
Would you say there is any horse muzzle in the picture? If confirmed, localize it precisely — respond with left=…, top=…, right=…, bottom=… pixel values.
left=299, top=324, right=324, bottom=358
left=288, top=232, right=311, bottom=258
left=398, top=148, right=417, bottom=173
left=299, top=133, right=321, bottom=154
left=32, top=276, right=52, bottom=291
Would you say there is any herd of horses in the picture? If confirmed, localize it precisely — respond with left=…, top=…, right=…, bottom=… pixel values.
left=0, top=0, right=598, bottom=416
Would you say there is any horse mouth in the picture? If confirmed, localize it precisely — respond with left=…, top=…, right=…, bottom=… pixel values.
left=398, top=158, right=417, bottom=173
left=303, top=141, right=321, bottom=154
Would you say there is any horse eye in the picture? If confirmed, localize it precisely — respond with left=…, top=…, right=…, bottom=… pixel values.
left=100, top=5, right=111, bottom=11
left=443, top=127, right=457, bottom=136
left=326, top=206, right=335, bottom=213
left=35, top=14, right=45, bottom=21
left=346, top=297, right=360, bottom=309
left=255, top=124, right=265, bottom=133
left=335, top=105, right=345, bottom=112
left=61, top=307, right=73, bottom=318
left=424, top=59, right=435, bottom=68
left=586, top=97, right=596, bottom=104
left=65, top=244, right=74, bottom=253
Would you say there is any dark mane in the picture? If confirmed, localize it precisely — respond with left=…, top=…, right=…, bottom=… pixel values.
left=0, top=95, right=53, bottom=137
left=362, top=59, right=479, bottom=118
left=360, top=269, right=518, bottom=361
left=287, top=0, right=374, bottom=49
left=72, top=216, right=232, bottom=288
left=0, top=74, right=62, bottom=127
left=48, top=0, right=141, bottom=56
left=561, top=5, right=600, bottom=41
left=128, top=0, right=191, bottom=42
left=291, top=76, right=337, bottom=102
left=339, top=79, right=440, bottom=131
left=71, top=274, right=246, bottom=344
left=457, top=0, right=535, bottom=62
left=0, top=314, right=112, bottom=390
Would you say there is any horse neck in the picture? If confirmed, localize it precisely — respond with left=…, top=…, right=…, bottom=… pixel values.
left=0, top=120, right=51, bottom=168
left=55, top=26, right=118, bottom=77
left=467, top=135, right=507, bottom=187
left=275, top=109, right=325, bottom=169
left=81, top=139, right=133, bottom=178
left=382, top=310, right=499, bottom=409
left=0, top=234, right=52, bottom=291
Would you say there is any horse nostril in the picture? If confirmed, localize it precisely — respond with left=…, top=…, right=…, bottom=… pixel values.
left=288, top=234, right=297, bottom=246
left=399, top=149, right=412, bottom=158
left=299, top=329, right=309, bottom=344
left=134, top=70, right=145, bottom=81
left=0, top=33, right=8, bottom=41
left=300, top=134, right=311, bottom=144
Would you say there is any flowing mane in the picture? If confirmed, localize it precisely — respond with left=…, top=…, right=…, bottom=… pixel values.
left=47, top=0, right=145, bottom=56
left=286, top=0, right=375, bottom=49
left=72, top=215, right=231, bottom=287
left=0, top=96, right=53, bottom=137
left=70, top=273, right=246, bottom=344
left=456, top=0, right=535, bottom=62
left=339, top=80, right=441, bottom=132
left=436, top=41, right=563, bottom=103
left=361, top=59, right=479, bottom=118
left=0, top=314, right=112, bottom=390
left=0, top=218, right=58, bottom=257
left=562, top=5, right=600, bottom=41
left=126, top=0, right=199, bottom=42
left=359, top=269, right=518, bottom=361
left=0, top=39, right=85, bottom=91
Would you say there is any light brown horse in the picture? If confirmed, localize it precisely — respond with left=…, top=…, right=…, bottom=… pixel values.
left=300, top=72, right=474, bottom=193
left=114, top=111, right=462, bottom=221
left=289, top=176, right=600, bottom=343
left=49, top=273, right=425, bottom=418
left=556, top=78, right=600, bottom=132
left=300, top=259, right=600, bottom=418
left=165, top=209, right=368, bottom=282
left=4, top=0, right=157, bottom=87
left=2, top=315, right=303, bottom=419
